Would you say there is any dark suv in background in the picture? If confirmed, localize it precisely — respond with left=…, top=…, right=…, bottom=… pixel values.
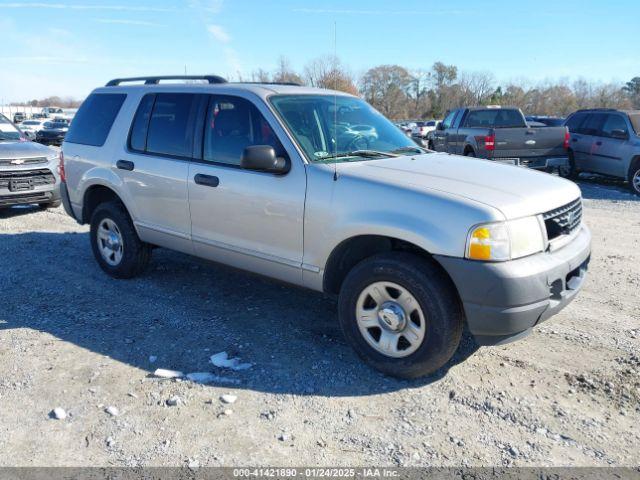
left=562, top=108, right=640, bottom=195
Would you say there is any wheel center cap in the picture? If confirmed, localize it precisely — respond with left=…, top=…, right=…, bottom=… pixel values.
left=377, top=302, right=406, bottom=332
left=107, top=232, right=120, bottom=250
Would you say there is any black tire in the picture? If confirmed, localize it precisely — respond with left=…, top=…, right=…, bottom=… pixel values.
left=90, top=200, right=151, bottom=279
left=427, top=140, right=435, bottom=150
left=464, top=149, right=476, bottom=157
left=338, top=252, right=463, bottom=379
left=38, top=200, right=62, bottom=209
left=558, top=151, right=579, bottom=180
left=628, top=160, right=640, bottom=196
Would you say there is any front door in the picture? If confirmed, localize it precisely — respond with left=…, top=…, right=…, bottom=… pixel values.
left=433, top=109, right=457, bottom=152
left=576, top=113, right=606, bottom=172
left=591, top=113, right=629, bottom=177
left=188, top=94, right=306, bottom=285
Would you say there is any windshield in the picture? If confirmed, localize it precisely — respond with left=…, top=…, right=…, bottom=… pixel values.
left=22, top=121, right=39, bottom=126
left=0, top=116, right=22, bottom=141
left=270, top=95, right=419, bottom=162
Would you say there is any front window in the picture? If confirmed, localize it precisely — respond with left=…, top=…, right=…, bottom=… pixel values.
left=270, top=95, right=420, bottom=162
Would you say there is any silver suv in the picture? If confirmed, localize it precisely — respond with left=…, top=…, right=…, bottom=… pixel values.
left=60, top=76, right=591, bottom=378
left=0, top=114, right=61, bottom=209
left=562, top=108, right=640, bottom=195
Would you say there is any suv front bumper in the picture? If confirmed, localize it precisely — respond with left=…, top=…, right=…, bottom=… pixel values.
left=434, top=224, right=591, bottom=345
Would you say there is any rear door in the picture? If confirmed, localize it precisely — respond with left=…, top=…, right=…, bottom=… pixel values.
left=591, top=113, right=629, bottom=177
left=565, top=111, right=590, bottom=170
left=188, top=94, right=306, bottom=285
left=574, top=113, right=606, bottom=172
left=116, top=92, right=198, bottom=253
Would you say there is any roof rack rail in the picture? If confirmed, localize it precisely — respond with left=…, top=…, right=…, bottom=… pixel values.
left=235, top=81, right=303, bottom=87
left=105, top=75, right=227, bottom=86
left=574, top=108, right=617, bottom=112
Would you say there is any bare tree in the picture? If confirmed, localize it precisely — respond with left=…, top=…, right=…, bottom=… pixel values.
left=272, top=56, right=304, bottom=85
left=304, top=55, right=358, bottom=95
left=360, top=65, right=414, bottom=119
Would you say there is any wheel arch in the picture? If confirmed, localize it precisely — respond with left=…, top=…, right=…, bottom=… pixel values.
left=463, top=144, right=476, bottom=156
left=628, top=154, right=640, bottom=176
left=322, top=234, right=460, bottom=301
left=82, top=184, right=127, bottom=224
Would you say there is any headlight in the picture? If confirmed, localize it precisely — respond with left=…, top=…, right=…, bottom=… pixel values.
left=466, top=216, right=545, bottom=261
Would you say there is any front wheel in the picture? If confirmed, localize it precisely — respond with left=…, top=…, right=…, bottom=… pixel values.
left=338, top=252, right=463, bottom=379
left=628, top=162, right=640, bottom=196
left=90, top=201, right=151, bottom=279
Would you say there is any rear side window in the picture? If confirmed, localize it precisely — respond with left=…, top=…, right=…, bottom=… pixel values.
left=65, top=93, right=126, bottom=146
left=628, top=114, right=640, bottom=135
left=129, top=94, right=155, bottom=152
left=145, top=93, right=199, bottom=158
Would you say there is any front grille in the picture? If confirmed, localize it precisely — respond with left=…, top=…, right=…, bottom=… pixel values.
left=543, top=198, right=582, bottom=241
left=0, top=157, right=48, bottom=166
left=0, top=169, right=56, bottom=189
left=0, top=191, right=52, bottom=206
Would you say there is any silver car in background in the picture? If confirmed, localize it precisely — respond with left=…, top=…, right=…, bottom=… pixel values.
left=562, top=108, right=640, bottom=195
left=0, top=114, right=61, bottom=209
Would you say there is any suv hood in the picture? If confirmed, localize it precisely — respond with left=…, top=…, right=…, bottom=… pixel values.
left=0, top=140, right=56, bottom=160
left=337, top=152, right=581, bottom=219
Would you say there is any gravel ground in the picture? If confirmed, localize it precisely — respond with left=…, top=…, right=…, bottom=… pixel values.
left=0, top=176, right=638, bottom=467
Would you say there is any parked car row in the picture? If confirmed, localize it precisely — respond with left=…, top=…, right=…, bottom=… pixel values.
left=15, top=117, right=70, bottom=145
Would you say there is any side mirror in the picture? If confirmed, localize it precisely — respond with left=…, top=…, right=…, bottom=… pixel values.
left=240, top=145, right=289, bottom=174
left=436, top=122, right=445, bottom=131
left=610, top=129, right=628, bottom=140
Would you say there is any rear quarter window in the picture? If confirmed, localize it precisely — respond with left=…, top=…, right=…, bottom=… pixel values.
left=65, top=93, right=126, bottom=146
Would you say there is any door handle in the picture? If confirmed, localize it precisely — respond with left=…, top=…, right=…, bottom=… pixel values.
left=572, top=138, right=578, bottom=142
left=116, top=160, right=134, bottom=171
left=194, top=173, right=219, bottom=187
left=595, top=141, right=602, bottom=146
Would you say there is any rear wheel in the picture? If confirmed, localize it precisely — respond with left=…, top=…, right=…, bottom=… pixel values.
left=629, top=161, right=640, bottom=196
left=90, top=201, right=151, bottom=279
left=558, top=151, right=579, bottom=179
left=464, top=149, right=476, bottom=157
left=338, top=252, right=463, bottom=379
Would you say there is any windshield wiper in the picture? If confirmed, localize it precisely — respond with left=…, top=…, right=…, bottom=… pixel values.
left=390, top=146, right=426, bottom=154
left=324, top=149, right=399, bottom=160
